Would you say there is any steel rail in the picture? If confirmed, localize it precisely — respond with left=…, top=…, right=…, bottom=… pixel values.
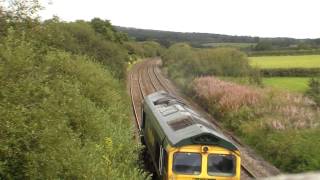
left=146, top=65, right=158, bottom=91
left=129, top=71, right=142, bottom=132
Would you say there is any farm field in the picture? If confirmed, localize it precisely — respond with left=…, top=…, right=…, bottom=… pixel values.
left=263, top=77, right=310, bottom=92
left=221, top=77, right=310, bottom=93
left=249, top=55, right=320, bottom=69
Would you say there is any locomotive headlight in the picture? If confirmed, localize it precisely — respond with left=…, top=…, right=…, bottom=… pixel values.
left=202, top=146, right=209, bottom=153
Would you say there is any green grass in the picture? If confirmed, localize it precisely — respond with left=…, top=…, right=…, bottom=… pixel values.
left=263, top=77, right=310, bottom=92
left=250, top=55, right=320, bottom=69
left=220, top=76, right=310, bottom=93
left=202, top=42, right=256, bottom=48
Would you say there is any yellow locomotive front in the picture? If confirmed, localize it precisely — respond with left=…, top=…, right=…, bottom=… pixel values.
left=166, top=145, right=241, bottom=180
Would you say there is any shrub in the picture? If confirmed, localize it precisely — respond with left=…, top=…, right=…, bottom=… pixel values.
left=34, top=19, right=129, bottom=79
left=306, top=78, right=320, bottom=106
left=0, top=33, right=145, bottom=179
left=243, top=127, right=320, bottom=172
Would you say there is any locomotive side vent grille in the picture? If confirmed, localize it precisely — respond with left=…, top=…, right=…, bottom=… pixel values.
left=167, top=118, right=195, bottom=131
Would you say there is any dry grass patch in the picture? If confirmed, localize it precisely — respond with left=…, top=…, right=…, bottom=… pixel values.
left=193, top=76, right=262, bottom=113
left=192, top=76, right=320, bottom=130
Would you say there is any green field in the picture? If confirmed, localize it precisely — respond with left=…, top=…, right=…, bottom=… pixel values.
left=263, top=77, right=310, bottom=92
left=202, top=42, right=256, bottom=48
left=221, top=76, right=310, bottom=93
left=250, top=55, right=320, bottom=69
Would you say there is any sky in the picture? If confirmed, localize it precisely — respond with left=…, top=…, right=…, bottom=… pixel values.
left=39, top=0, right=320, bottom=39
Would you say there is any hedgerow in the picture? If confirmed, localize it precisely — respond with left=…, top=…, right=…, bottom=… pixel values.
left=261, top=68, right=320, bottom=77
left=248, top=49, right=320, bottom=56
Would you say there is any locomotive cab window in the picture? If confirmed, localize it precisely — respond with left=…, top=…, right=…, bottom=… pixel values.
left=207, top=154, right=236, bottom=176
left=173, top=152, right=201, bottom=175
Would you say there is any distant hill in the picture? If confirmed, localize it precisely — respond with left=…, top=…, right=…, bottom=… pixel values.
left=115, top=26, right=306, bottom=48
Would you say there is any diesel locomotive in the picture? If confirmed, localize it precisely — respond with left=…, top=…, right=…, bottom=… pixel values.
left=141, top=91, right=241, bottom=180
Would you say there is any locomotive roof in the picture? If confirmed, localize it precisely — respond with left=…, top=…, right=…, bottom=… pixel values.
left=144, top=91, right=238, bottom=151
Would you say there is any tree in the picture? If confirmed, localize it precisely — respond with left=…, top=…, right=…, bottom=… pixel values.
left=0, top=2, right=7, bottom=37
left=90, top=17, right=128, bottom=43
left=297, top=42, right=311, bottom=50
left=7, top=0, right=42, bottom=21
left=0, top=0, right=42, bottom=39
left=254, top=40, right=272, bottom=51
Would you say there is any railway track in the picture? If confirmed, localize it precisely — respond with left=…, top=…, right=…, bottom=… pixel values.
left=129, top=59, right=280, bottom=179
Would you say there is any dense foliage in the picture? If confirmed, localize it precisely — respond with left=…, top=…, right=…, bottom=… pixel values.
left=0, top=1, right=148, bottom=179
left=124, top=41, right=163, bottom=58
left=0, top=35, right=143, bottom=179
left=37, top=18, right=130, bottom=79
left=161, top=43, right=252, bottom=89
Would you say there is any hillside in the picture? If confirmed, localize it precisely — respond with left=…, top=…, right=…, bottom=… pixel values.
left=116, top=27, right=320, bottom=51
left=116, top=26, right=259, bottom=47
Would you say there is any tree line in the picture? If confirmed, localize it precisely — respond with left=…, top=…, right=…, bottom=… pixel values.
left=117, top=26, right=320, bottom=52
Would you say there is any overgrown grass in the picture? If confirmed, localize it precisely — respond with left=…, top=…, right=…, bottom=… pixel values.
left=249, top=55, right=320, bottom=69
left=191, top=76, right=320, bottom=172
left=263, top=77, right=310, bottom=92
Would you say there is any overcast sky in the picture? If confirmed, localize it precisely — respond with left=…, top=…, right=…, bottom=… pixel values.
left=39, top=0, right=320, bottom=39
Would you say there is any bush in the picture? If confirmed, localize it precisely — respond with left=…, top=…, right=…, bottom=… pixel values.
left=306, top=78, right=320, bottom=106
left=34, top=18, right=129, bottom=79
left=243, top=127, right=320, bottom=172
left=0, top=33, right=145, bottom=179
